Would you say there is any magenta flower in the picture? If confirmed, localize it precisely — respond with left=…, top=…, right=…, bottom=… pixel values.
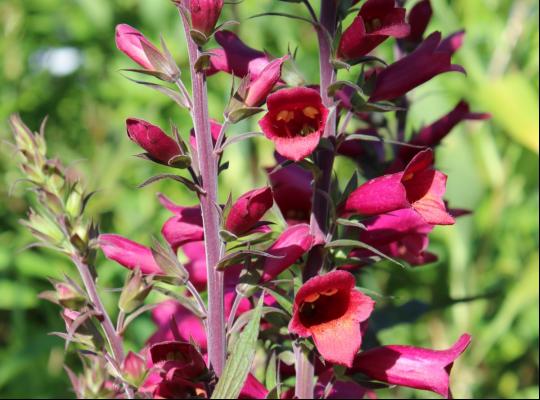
left=148, top=300, right=207, bottom=349
left=225, top=187, right=273, bottom=235
left=126, top=118, right=181, bottom=165
left=181, top=241, right=208, bottom=291
left=289, top=270, right=375, bottom=367
left=348, top=208, right=437, bottom=266
left=267, top=157, right=313, bottom=224
left=207, top=30, right=272, bottom=79
left=403, top=0, right=432, bottom=44
left=351, top=334, right=472, bottom=398
left=338, top=0, right=410, bottom=60
left=143, top=341, right=207, bottom=398
left=239, top=374, right=269, bottom=399
left=389, top=100, right=490, bottom=170
left=369, top=32, right=465, bottom=102
left=411, top=100, right=491, bottom=149
left=259, top=87, right=329, bottom=161
left=315, top=369, right=373, bottom=399
left=159, top=194, right=204, bottom=251
left=187, top=0, right=224, bottom=37
left=261, top=223, right=322, bottom=283
left=244, top=56, right=287, bottom=107
left=99, top=234, right=162, bottom=275
left=343, top=149, right=455, bottom=225
left=115, top=24, right=161, bottom=70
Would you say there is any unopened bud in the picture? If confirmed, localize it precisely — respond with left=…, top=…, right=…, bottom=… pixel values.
left=119, top=269, right=153, bottom=313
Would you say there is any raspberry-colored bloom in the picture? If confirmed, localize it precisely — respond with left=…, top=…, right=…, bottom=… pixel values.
left=267, top=157, right=313, bottom=224
left=159, top=194, right=204, bottom=251
left=439, top=30, right=466, bottom=55
left=126, top=118, right=181, bottom=165
left=143, top=341, right=207, bottom=398
left=115, top=24, right=159, bottom=70
left=244, top=56, right=287, bottom=107
left=289, top=270, right=375, bottom=367
left=389, top=100, right=491, bottom=170
left=410, top=100, right=491, bottom=149
left=148, top=300, right=207, bottom=349
left=369, top=32, right=465, bottom=102
left=338, top=0, right=410, bottom=60
left=99, top=234, right=162, bottom=275
left=207, top=30, right=272, bottom=79
left=239, top=374, right=269, bottom=399
left=315, top=369, right=374, bottom=399
left=261, top=223, right=322, bottom=282
left=225, top=187, right=273, bottom=235
left=187, top=0, right=224, bottom=37
left=343, top=149, right=454, bottom=225
left=350, top=334, right=472, bottom=398
left=259, top=87, right=329, bottom=161
left=403, top=0, right=432, bottom=44
left=347, top=208, right=437, bottom=266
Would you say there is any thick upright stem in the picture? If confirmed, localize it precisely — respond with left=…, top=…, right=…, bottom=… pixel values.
left=296, top=1, right=338, bottom=397
left=180, top=10, right=226, bottom=376
left=71, top=255, right=125, bottom=364
left=293, top=342, right=315, bottom=399
left=303, top=0, right=338, bottom=281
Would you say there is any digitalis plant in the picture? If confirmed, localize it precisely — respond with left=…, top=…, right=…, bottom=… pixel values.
left=9, top=0, right=490, bottom=398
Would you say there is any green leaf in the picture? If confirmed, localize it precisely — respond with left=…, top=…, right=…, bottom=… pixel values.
left=212, top=296, right=264, bottom=399
left=260, top=286, right=293, bottom=315
left=325, top=239, right=406, bottom=268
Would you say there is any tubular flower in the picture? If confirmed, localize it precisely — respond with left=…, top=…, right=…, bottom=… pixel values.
left=402, top=0, right=432, bottom=45
left=338, top=0, right=410, bottom=60
left=289, top=270, right=375, bottom=367
left=187, top=0, right=224, bottom=37
left=142, top=341, right=208, bottom=398
left=115, top=24, right=161, bottom=70
left=207, top=30, right=273, bottom=79
left=390, top=100, right=491, bottom=169
left=259, top=87, right=329, bottom=161
left=350, top=334, right=472, bottom=398
left=369, top=32, right=465, bottom=102
left=244, top=56, right=288, bottom=107
left=267, top=155, right=313, bottom=224
left=343, top=149, right=455, bottom=225
left=126, top=118, right=181, bottom=165
left=99, top=234, right=163, bottom=275
left=147, top=300, right=207, bottom=349
left=225, top=187, right=274, bottom=235
left=349, top=208, right=437, bottom=267
left=261, top=223, right=323, bottom=283
left=159, top=194, right=204, bottom=251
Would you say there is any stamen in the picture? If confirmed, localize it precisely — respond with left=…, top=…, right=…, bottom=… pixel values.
left=277, top=110, right=294, bottom=122
left=321, top=288, right=338, bottom=296
left=303, top=106, right=319, bottom=119
left=304, top=292, right=320, bottom=303
left=402, top=172, right=414, bottom=181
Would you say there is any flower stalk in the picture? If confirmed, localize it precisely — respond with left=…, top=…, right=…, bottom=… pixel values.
left=178, top=5, right=226, bottom=377
left=296, top=1, right=339, bottom=397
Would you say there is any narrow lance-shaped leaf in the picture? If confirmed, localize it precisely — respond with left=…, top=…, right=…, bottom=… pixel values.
left=212, top=296, right=265, bottom=399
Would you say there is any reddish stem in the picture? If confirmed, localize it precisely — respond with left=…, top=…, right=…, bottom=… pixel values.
left=296, top=1, right=338, bottom=398
left=179, top=8, right=226, bottom=377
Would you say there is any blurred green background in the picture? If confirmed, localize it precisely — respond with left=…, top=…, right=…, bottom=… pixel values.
left=0, top=0, right=538, bottom=398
